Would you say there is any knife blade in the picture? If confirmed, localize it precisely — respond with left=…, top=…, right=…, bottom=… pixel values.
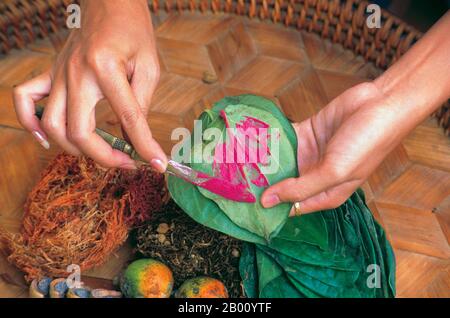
left=166, top=160, right=256, bottom=203
left=34, top=106, right=256, bottom=203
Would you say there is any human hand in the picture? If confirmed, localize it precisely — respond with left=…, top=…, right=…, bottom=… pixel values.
left=13, top=0, right=167, bottom=172
left=261, top=12, right=450, bottom=215
left=261, top=82, right=404, bottom=214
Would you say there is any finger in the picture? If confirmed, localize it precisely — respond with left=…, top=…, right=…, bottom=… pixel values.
left=41, top=74, right=80, bottom=156
left=96, top=60, right=167, bottom=172
left=288, top=180, right=359, bottom=216
left=13, top=71, right=51, bottom=149
left=124, top=56, right=159, bottom=144
left=261, top=163, right=338, bottom=208
left=66, top=79, right=137, bottom=169
left=130, top=55, right=160, bottom=115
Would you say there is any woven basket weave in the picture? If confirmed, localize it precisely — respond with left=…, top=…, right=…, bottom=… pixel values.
left=0, top=0, right=448, bottom=134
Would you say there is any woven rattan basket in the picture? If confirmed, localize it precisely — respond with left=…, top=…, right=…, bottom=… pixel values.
left=0, top=0, right=448, bottom=134
left=0, top=0, right=449, bottom=298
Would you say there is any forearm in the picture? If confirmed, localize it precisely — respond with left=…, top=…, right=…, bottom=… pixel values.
left=374, top=11, right=450, bottom=137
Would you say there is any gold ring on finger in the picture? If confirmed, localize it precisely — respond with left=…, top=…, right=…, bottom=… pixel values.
left=294, top=202, right=302, bottom=217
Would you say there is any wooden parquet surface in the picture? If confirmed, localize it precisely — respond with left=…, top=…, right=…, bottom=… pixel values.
left=0, top=12, right=448, bottom=298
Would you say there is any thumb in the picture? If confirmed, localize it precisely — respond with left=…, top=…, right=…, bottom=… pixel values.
left=261, top=165, right=336, bottom=208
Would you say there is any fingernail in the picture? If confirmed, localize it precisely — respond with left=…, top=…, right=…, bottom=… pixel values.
left=32, top=131, right=50, bottom=150
left=151, top=158, right=167, bottom=173
left=261, top=194, right=280, bottom=208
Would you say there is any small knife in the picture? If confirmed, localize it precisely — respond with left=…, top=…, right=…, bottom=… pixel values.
left=34, top=106, right=256, bottom=203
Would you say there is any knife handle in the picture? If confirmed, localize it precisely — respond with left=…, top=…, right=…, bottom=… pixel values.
left=35, top=105, right=145, bottom=162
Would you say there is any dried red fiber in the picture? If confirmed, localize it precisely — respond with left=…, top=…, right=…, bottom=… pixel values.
left=126, top=166, right=168, bottom=225
left=0, top=153, right=168, bottom=281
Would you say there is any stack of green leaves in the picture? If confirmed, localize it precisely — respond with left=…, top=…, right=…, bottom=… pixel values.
left=168, top=95, right=395, bottom=298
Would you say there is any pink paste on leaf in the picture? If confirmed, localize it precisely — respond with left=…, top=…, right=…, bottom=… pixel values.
left=198, top=109, right=272, bottom=203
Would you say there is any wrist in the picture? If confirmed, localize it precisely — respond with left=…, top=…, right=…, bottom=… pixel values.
left=81, top=0, right=148, bottom=8
left=78, top=0, right=152, bottom=34
left=373, top=67, right=444, bottom=135
left=80, top=0, right=150, bottom=16
left=371, top=75, right=430, bottom=145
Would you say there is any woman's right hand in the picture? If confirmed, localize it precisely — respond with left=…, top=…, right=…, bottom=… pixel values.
left=13, top=0, right=167, bottom=172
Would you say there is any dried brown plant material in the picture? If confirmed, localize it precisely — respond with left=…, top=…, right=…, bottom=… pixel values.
left=0, top=153, right=168, bottom=282
left=135, top=201, right=244, bottom=298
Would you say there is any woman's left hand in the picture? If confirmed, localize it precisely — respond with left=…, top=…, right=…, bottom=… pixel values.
left=260, top=82, right=402, bottom=215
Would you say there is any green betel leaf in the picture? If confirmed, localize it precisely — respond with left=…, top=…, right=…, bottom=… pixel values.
left=211, top=95, right=297, bottom=149
left=240, top=191, right=396, bottom=298
left=169, top=95, right=298, bottom=243
left=168, top=175, right=267, bottom=245
left=192, top=104, right=297, bottom=241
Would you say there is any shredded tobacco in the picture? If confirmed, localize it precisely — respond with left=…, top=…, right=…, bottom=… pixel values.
left=0, top=153, right=168, bottom=282
left=134, top=200, right=244, bottom=298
